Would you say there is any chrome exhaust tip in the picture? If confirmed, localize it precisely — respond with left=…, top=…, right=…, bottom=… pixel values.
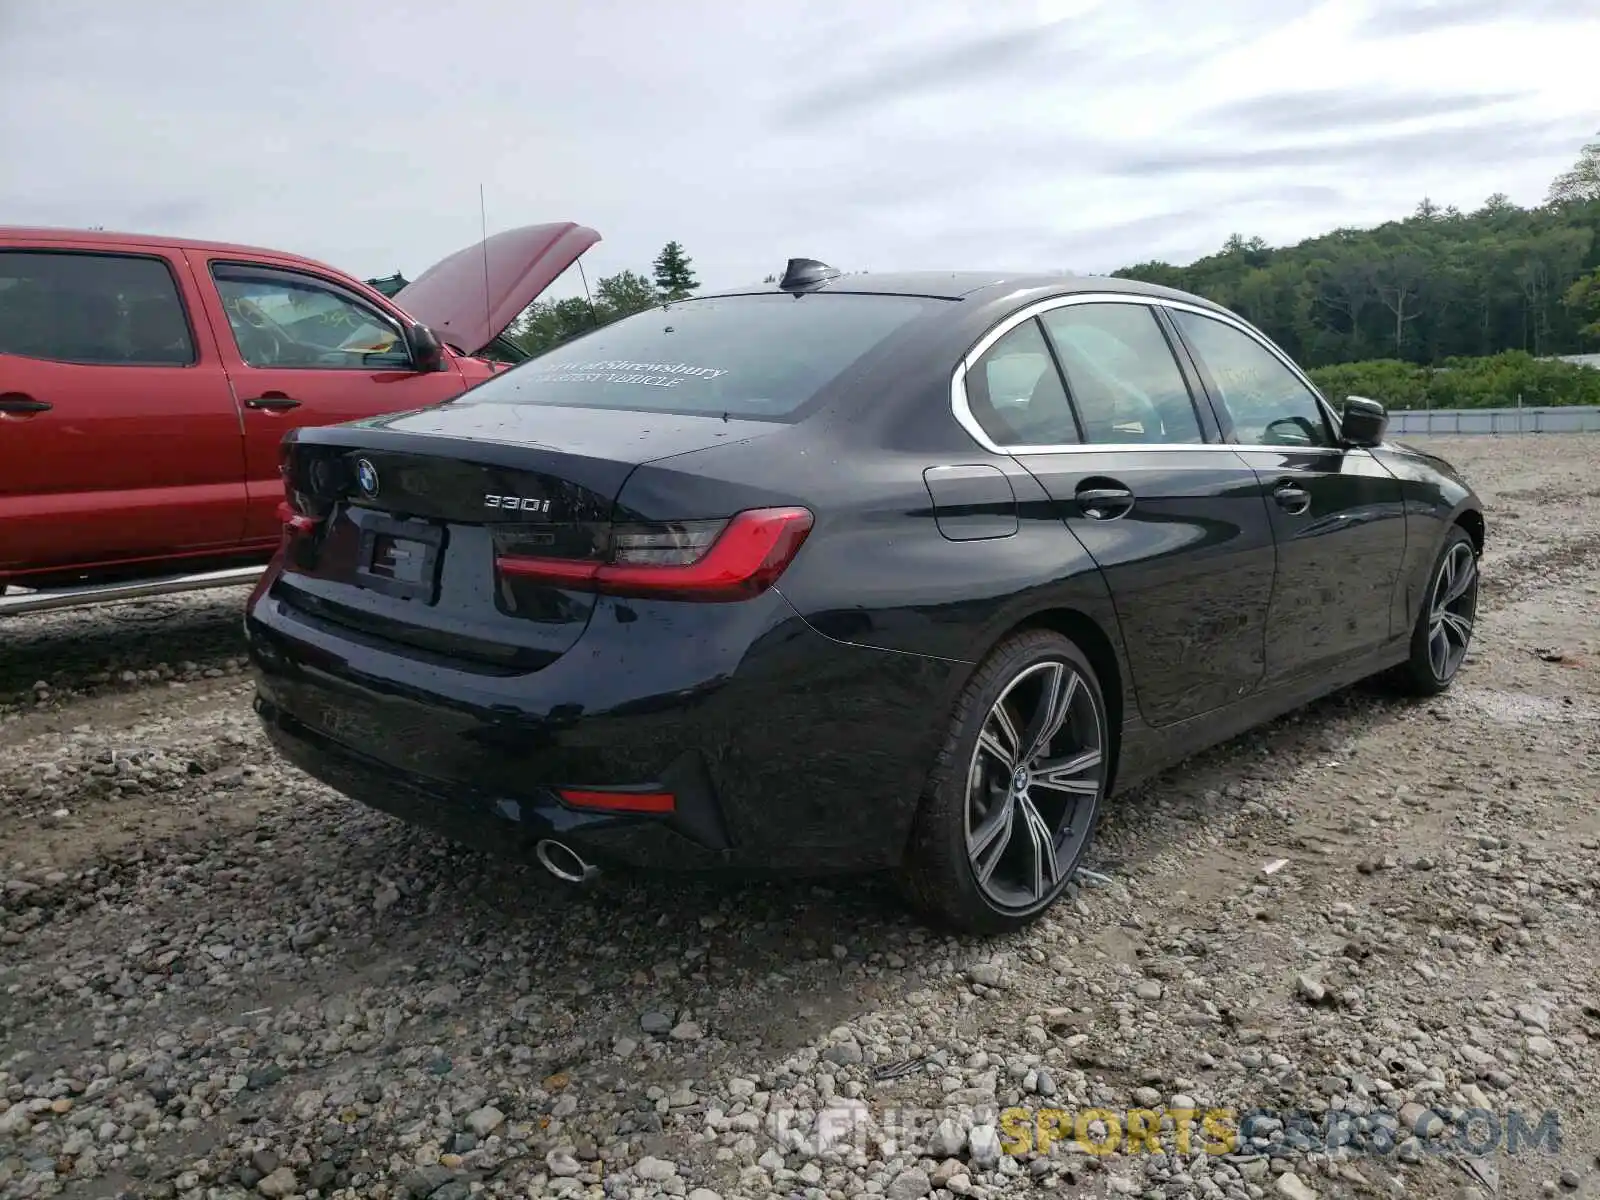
left=535, top=839, right=600, bottom=885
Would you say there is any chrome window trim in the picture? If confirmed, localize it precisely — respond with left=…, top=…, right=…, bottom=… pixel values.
left=951, top=291, right=1348, bottom=456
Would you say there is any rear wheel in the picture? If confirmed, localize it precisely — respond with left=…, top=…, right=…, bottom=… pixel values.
left=900, top=630, right=1109, bottom=934
left=1389, top=526, right=1479, bottom=696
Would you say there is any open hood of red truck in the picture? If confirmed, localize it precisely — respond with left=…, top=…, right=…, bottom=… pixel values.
left=392, top=222, right=601, bottom=357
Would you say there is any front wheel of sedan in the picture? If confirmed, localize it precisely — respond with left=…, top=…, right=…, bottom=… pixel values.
left=1390, top=526, right=1479, bottom=697
left=900, top=630, right=1109, bottom=934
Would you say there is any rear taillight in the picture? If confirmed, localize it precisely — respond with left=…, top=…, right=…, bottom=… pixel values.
left=496, top=506, right=813, bottom=602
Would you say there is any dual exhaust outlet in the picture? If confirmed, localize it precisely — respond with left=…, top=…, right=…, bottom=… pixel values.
left=534, top=839, right=600, bottom=886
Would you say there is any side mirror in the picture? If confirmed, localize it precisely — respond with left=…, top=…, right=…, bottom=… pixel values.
left=405, top=323, right=444, bottom=373
left=1341, top=395, right=1388, bottom=448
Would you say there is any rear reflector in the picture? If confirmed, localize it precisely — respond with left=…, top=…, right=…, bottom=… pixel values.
left=497, top=506, right=813, bottom=602
left=276, top=501, right=320, bottom=535
left=558, top=788, right=676, bottom=814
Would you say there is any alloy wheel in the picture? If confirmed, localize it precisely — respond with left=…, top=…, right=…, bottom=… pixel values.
left=964, top=659, right=1104, bottom=912
left=1428, top=540, right=1478, bottom=683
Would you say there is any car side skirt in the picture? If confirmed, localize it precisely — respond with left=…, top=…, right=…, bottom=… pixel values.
left=1113, top=635, right=1412, bottom=795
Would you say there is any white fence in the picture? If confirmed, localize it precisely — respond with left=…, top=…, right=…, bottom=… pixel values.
left=1387, top=405, right=1600, bottom=435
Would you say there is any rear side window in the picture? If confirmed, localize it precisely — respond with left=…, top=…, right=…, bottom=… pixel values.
left=0, top=250, right=195, bottom=366
left=1039, top=303, right=1203, bottom=444
left=476, top=293, right=937, bottom=419
left=964, top=319, right=1079, bottom=446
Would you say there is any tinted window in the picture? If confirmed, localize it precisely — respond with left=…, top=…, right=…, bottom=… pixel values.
left=212, top=265, right=409, bottom=370
left=965, top=319, right=1078, bottom=446
left=0, top=250, right=194, bottom=365
left=1039, top=303, right=1202, bottom=444
left=1168, top=310, right=1331, bottom=447
left=481, top=293, right=936, bottom=419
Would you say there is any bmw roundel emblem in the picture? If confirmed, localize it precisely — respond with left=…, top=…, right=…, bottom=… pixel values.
left=355, top=458, right=379, bottom=497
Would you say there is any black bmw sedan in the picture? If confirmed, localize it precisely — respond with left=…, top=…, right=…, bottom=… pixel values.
left=246, top=259, right=1484, bottom=932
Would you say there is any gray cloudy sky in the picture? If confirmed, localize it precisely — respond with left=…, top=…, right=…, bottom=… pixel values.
left=2, top=0, right=1594, bottom=298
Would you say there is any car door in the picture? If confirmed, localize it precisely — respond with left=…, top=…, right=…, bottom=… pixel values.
left=188, top=255, right=469, bottom=543
left=0, top=243, right=244, bottom=575
left=1164, top=306, right=1408, bottom=686
left=959, top=297, right=1278, bottom=727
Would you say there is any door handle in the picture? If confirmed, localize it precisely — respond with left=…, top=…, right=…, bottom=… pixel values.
left=0, top=393, right=51, bottom=415
left=245, top=393, right=302, bottom=412
left=1076, top=484, right=1135, bottom=520
left=1274, top=483, right=1311, bottom=515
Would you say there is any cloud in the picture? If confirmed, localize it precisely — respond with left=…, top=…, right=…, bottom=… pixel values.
left=0, top=194, right=215, bottom=237
left=764, top=0, right=1320, bottom=133
left=1254, top=184, right=1349, bottom=206
left=1358, top=0, right=1574, bottom=37
left=1108, top=117, right=1577, bottom=180
left=1201, top=88, right=1530, bottom=135
left=772, top=21, right=1081, bottom=128
left=0, top=0, right=1593, bottom=288
left=126, top=199, right=215, bottom=230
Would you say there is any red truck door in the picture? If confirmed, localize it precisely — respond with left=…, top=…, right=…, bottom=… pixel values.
left=186, top=253, right=470, bottom=542
left=0, top=243, right=245, bottom=576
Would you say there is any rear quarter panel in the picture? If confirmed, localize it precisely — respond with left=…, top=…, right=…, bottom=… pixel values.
left=626, top=383, right=1136, bottom=798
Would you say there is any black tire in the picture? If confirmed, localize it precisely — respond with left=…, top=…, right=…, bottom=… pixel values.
left=898, top=629, right=1109, bottom=935
left=1387, top=525, right=1479, bottom=697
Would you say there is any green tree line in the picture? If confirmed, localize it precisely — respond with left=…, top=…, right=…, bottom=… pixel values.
left=509, top=240, right=699, bottom=356
left=1306, top=351, right=1600, bottom=411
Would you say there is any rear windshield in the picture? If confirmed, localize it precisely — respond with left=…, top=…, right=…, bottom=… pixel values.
left=468, top=292, right=938, bottom=419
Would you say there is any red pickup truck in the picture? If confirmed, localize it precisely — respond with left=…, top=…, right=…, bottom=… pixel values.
left=0, top=221, right=598, bottom=614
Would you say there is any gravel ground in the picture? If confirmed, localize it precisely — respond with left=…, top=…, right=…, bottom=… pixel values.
left=3, top=434, right=1598, bottom=1200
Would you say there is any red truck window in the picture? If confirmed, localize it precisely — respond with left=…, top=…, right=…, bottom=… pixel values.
left=211, top=263, right=411, bottom=371
left=0, top=250, right=196, bottom=367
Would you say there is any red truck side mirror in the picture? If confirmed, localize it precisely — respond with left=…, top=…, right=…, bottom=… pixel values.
left=405, top=323, right=445, bottom=373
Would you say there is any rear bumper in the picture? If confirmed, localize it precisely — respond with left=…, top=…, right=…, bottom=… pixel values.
left=255, top=692, right=738, bottom=869
left=245, top=573, right=959, bottom=873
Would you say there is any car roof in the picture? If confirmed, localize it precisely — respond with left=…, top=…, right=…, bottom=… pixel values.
left=0, top=225, right=349, bottom=277
left=699, top=269, right=1233, bottom=314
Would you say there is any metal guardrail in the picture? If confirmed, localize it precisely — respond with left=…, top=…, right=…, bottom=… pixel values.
left=1387, top=405, right=1600, bottom=435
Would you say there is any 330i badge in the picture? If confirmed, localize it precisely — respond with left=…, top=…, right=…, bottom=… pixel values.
left=484, top=494, right=553, bottom=513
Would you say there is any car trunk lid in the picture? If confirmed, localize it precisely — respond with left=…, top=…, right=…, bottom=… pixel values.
left=273, top=404, right=785, bottom=670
